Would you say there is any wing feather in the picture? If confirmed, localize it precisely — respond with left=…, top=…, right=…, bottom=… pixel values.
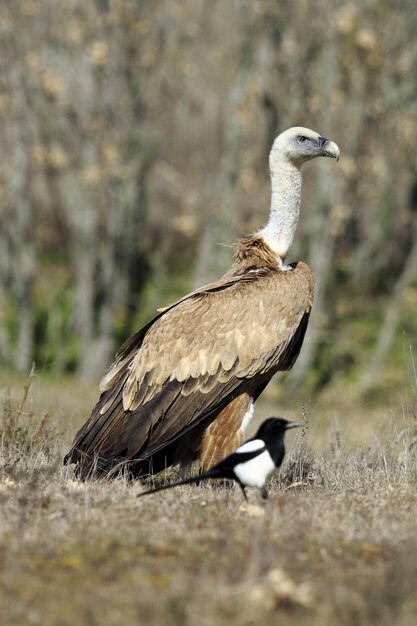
left=127, top=264, right=312, bottom=401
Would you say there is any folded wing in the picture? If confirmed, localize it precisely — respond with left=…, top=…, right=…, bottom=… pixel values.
left=65, top=262, right=314, bottom=476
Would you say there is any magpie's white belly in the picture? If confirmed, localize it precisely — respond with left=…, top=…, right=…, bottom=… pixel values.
left=233, top=450, right=276, bottom=488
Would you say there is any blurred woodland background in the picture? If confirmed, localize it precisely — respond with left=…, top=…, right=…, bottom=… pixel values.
left=1, top=0, right=417, bottom=404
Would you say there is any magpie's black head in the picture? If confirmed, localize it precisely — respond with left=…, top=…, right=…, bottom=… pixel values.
left=253, top=417, right=303, bottom=468
left=255, top=417, right=303, bottom=442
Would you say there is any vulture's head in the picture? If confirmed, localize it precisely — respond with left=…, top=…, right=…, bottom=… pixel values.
left=270, top=126, right=340, bottom=169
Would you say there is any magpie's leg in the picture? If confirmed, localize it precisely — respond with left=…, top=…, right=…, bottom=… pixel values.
left=260, top=486, right=269, bottom=500
left=239, top=483, right=248, bottom=500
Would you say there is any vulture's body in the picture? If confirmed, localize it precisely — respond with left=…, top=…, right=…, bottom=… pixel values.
left=64, top=127, right=339, bottom=479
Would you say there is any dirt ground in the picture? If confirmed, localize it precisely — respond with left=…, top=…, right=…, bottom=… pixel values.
left=1, top=374, right=417, bottom=626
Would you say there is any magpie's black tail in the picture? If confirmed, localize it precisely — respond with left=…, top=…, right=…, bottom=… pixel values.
left=137, top=468, right=226, bottom=497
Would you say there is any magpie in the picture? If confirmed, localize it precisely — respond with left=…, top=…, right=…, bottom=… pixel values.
left=138, top=417, right=303, bottom=500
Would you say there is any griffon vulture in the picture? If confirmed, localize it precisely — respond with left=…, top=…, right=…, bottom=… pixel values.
left=64, top=127, right=340, bottom=479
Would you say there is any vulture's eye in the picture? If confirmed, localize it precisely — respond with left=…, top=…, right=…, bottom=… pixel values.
left=297, top=135, right=308, bottom=144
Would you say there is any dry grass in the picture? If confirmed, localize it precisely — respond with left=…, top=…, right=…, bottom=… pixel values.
left=1, top=375, right=417, bottom=626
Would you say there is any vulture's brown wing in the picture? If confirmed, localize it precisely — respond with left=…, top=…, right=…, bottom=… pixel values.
left=65, top=262, right=314, bottom=473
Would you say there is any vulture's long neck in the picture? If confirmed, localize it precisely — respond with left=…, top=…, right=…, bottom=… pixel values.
left=259, top=157, right=302, bottom=262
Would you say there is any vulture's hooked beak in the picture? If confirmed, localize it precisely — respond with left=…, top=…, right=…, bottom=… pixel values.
left=318, top=137, right=340, bottom=161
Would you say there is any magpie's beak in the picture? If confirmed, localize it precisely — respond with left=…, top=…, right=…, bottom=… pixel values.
left=285, top=421, right=304, bottom=430
left=318, top=136, right=340, bottom=161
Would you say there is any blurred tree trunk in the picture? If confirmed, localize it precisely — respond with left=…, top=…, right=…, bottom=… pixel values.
left=13, top=160, right=35, bottom=373
left=0, top=284, right=9, bottom=363
left=9, top=64, right=36, bottom=372
left=73, top=175, right=98, bottom=381
left=0, top=208, right=12, bottom=364
left=359, top=223, right=417, bottom=395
